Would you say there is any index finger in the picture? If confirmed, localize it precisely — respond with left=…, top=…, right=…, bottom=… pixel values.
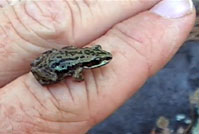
left=0, top=0, right=161, bottom=87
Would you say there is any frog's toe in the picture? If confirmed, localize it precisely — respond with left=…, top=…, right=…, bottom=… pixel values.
left=75, top=77, right=84, bottom=82
left=73, top=73, right=84, bottom=81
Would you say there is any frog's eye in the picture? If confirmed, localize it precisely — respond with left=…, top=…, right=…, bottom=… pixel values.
left=105, top=57, right=112, bottom=61
left=61, top=66, right=65, bottom=68
left=50, top=63, right=60, bottom=69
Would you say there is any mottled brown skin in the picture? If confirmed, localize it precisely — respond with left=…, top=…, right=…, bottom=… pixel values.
left=31, top=45, right=112, bottom=85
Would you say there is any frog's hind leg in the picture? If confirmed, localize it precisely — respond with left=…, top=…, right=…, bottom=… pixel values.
left=73, top=67, right=84, bottom=81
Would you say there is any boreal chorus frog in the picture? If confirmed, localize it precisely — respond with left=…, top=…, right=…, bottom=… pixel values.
left=30, top=45, right=112, bottom=85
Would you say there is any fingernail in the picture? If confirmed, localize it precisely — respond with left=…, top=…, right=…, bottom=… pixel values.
left=151, top=0, right=194, bottom=18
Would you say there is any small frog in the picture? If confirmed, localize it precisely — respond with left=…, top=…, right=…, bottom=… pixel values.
left=30, top=45, right=112, bottom=85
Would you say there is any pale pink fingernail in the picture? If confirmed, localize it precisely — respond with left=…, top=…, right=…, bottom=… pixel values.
left=151, top=0, right=194, bottom=18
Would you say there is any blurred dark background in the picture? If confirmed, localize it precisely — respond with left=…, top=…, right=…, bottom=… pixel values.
left=89, top=2, right=199, bottom=134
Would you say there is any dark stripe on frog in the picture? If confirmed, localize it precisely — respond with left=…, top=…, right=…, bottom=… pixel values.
left=60, top=49, right=83, bottom=55
left=84, top=50, right=95, bottom=55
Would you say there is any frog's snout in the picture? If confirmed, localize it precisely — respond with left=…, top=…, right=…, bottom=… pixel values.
left=105, top=56, right=112, bottom=61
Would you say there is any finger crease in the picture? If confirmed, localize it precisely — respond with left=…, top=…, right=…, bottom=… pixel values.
left=74, top=0, right=82, bottom=21
left=84, top=78, right=90, bottom=110
left=63, top=81, right=75, bottom=102
left=18, top=101, right=38, bottom=124
left=2, top=10, right=32, bottom=45
left=47, top=87, right=60, bottom=107
left=33, top=1, right=44, bottom=15
left=2, top=8, right=45, bottom=54
left=24, top=3, right=50, bottom=30
left=82, top=0, right=93, bottom=16
left=90, top=70, right=99, bottom=96
left=23, top=82, right=47, bottom=110
left=64, top=1, right=75, bottom=41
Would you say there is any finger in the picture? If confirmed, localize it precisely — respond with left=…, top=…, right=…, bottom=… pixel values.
left=0, top=0, right=195, bottom=133
left=86, top=0, right=195, bottom=125
left=0, top=0, right=161, bottom=87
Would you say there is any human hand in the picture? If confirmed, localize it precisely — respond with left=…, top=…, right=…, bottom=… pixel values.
left=0, top=0, right=195, bottom=133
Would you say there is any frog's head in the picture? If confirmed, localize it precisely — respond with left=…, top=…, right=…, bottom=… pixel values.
left=83, top=45, right=112, bottom=69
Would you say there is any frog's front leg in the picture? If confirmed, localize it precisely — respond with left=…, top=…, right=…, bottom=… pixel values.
left=73, top=67, right=84, bottom=81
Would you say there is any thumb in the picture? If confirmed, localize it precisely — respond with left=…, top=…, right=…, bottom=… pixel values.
left=87, top=0, right=195, bottom=125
